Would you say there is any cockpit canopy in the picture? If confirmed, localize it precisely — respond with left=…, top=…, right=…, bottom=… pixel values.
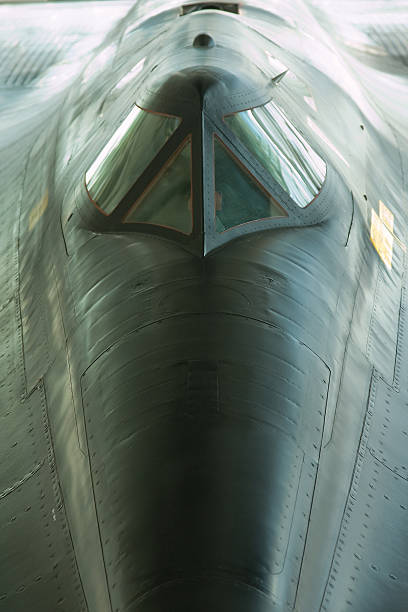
left=85, top=93, right=326, bottom=240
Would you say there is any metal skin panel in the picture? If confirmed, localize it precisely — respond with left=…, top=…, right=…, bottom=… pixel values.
left=1, top=1, right=408, bottom=611
left=80, top=317, right=328, bottom=610
left=0, top=134, right=86, bottom=611
left=0, top=384, right=86, bottom=611
left=319, top=371, right=408, bottom=612
left=366, top=259, right=403, bottom=386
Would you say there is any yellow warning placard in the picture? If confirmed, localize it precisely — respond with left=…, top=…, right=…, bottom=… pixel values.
left=379, top=200, right=394, bottom=233
left=370, top=208, right=393, bottom=270
left=29, top=190, right=48, bottom=231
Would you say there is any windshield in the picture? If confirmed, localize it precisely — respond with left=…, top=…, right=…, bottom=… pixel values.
left=123, top=137, right=193, bottom=234
left=224, top=100, right=326, bottom=208
left=85, top=105, right=181, bottom=214
left=214, top=136, right=287, bottom=232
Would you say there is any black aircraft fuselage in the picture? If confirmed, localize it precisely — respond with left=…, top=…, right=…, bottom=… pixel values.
left=2, top=2, right=408, bottom=612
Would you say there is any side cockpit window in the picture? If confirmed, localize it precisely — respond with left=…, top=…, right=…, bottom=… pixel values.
left=224, top=100, right=326, bottom=208
left=123, top=136, right=193, bottom=234
left=85, top=104, right=180, bottom=214
left=214, top=136, right=287, bottom=233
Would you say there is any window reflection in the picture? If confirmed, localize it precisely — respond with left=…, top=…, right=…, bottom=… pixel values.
left=224, top=101, right=326, bottom=208
left=214, top=136, right=287, bottom=233
left=85, top=105, right=180, bottom=214
left=124, top=136, right=193, bottom=234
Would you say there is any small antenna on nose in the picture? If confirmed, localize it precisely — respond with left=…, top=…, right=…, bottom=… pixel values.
left=271, top=69, right=288, bottom=85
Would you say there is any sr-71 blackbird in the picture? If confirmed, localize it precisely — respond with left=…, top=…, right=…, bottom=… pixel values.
left=1, top=1, right=408, bottom=611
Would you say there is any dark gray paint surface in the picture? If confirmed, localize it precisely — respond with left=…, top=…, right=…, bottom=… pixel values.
left=0, top=1, right=408, bottom=611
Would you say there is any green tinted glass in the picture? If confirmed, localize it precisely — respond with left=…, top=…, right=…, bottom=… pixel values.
left=85, top=105, right=180, bottom=214
left=124, top=138, right=193, bottom=234
left=214, top=137, right=286, bottom=233
left=224, top=101, right=326, bottom=208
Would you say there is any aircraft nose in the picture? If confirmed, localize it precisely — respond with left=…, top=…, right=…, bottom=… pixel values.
left=81, top=312, right=329, bottom=611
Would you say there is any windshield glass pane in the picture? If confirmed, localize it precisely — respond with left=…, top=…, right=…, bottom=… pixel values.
left=214, top=136, right=287, bottom=233
left=224, top=101, right=326, bottom=208
left=85, top=105, right=180, bottom=214
left=123, top=137, right=193, bottom=234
